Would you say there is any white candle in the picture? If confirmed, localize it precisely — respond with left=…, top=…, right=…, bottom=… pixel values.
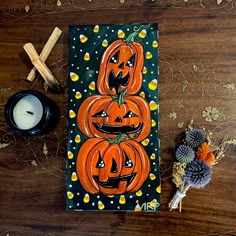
left=13, top=95, right=43, bottom=130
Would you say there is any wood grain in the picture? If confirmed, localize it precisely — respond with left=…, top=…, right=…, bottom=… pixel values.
left=0, top=1, right=236, bottom=235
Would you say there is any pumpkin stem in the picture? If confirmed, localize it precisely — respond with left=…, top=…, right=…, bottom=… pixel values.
left=118, top=88, right=127, bottom=106
left=106, top=133, right=129, bottom=144
left=124, top=25, right=150, bottom=44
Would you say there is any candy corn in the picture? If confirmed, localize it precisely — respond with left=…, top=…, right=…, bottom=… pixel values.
left=142, top=139, right=149, bottom=146
left=102, top=39, right=108, bottom=47
left=71, top=172, right=78, bottom=181
left=151, top=119, right=156, bottom=127
left=119, top=195, right=126, bottom=204
left=93, top=25, right=99, bottom=33
left=69, top=110, right=76, bottom=118
left=75, top=91, right=82, bottom=99
left=67, top=191, right=74, bottom=199
left=84, top=52, right=90, bottom=61
left=152, top=40, right=158, bottom=48
left=118, top=29, right=125, bottom=38
left=89, top=81, right=95, bottom=90
left=143, top=66, right=147, bottom=74
left=79, top=34, right=88, bottom=43
left=98, top=200, right=105, bottom=210
left=75, top=135, right=81, bottom=143
left=146, top=51, right=153, bottom=59
left=67, top=151, right=74, bottom=159
left=139, top=29, right=147, bottom=38
left=150, top=153, right=156, bottom=160
left=83, top=193, right=90, bottom=203
left=148, top=79, right=158, bottom=90
left=150, top=173, right=156, bottom=180
left=149, top=101, right=158, bottom=111
left=70, top=72, right=79, bottom=81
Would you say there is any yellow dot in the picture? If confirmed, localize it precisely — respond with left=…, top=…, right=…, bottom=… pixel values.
left=84, top=52, right=90, bottom=61
left=79, top=34, right=88, bottom=43
left=67, top=151, right=74, bottom=159
left=107, top=195, right=114, bottom=198
left=139, top=91, right=145, bottom=98
left=102, top=39, right=108, bottom=47
left=71, top=172, right=78, bottom=181
left=98, top=200, right=105, bottom=210
left=136, top=190, right=143, bottom=197
left=151, top=119, right=156, bottom=127
left=69, top=205, right=72, bottom=209
left=67, top=191, right=74, bottom=199
left=119, top=195, right=126, bottom=204
left=156, top=185, right=161, bottom=193
left=149, top=101, right=158, bottom=111
left=149, top=173, right=156, bottom=180
left=70, top=72, right=79, bottom=81
left=75, top=135, right=81, bottom=143
left=89, top=81, right=95, bottom=90
left=93, top=25, right=99, bottom=33
left=146, top=51, right=153, bottom=59
left=75, top=91, right=82, bottom=99
left=150, top=153, right=156, bottom=160
left=118, top=29, right=125, bottom=38
left=69, top=110, right=76, bottom=118
left=143, top=66, right=147, bottom=74
left=148, top=79, right=158, bottom=90
left=83, top=193, right=90, bottom=203
left=141, top=139, right=149, bottom=146
left=138, top=29, right=147, bottom=38
left=152, top=40, right=158, bottom=48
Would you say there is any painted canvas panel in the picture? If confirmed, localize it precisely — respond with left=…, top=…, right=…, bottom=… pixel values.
left=67, top=23, right=160, bottom=212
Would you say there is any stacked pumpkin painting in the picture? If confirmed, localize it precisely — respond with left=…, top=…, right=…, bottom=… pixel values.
left=67, top=23, right=160, bottom=211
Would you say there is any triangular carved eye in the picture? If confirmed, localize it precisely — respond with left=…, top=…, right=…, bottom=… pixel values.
left=110, top=158, right=118, bottom=173
left=126, top=54, right=135, bottom=67
left=124, top=152, right=133, bottom=168
left=123, top=110, right=138, bottom=118
left=96, top=152, right=105, bottom=168
left=92, top=110, right=108, bottom=117
left=110, top=51, right=119, bottom=64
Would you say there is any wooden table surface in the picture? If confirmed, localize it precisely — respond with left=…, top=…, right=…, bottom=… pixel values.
left=0, top=0, right=236, bottom=235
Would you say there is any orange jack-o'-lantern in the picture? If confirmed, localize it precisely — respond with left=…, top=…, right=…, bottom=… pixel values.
left=77, top=92, right=151, bottom=142
left=97, top=39, right=144, bottom=95
left=76, top=137, right=150, bottom=195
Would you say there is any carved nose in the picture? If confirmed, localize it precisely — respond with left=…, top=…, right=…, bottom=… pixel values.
left=118, top=62, right=124, bottom=69
left=111, top=158, right=118, bottom=173
left=114, top=116, right=122, bottom=122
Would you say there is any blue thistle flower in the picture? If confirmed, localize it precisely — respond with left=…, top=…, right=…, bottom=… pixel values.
left=176, top=144, right=195, bottom=163
left=184, top=160, right=212, bottom=188
left=185, top=129, right=206, bottom=148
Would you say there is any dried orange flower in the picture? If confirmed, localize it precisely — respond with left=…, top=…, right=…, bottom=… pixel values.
left=196, top=142, right=215, bottom=165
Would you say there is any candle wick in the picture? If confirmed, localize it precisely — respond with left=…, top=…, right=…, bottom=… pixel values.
left=26, top=111, right=34, bottom=115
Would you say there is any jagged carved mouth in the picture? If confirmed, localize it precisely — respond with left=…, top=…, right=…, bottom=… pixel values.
left=92, top=123, right=143, bottom=134
left=108, top=70, right=129, bottom=94
left=93, top=173, right=136, bottom=189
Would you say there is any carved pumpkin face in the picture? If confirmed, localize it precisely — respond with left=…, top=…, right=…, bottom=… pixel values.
left=77, top=95, right=151, bottom=142
left=97, top=39, right=144, bottom=95
left=76, top=138, right=150, bottom=195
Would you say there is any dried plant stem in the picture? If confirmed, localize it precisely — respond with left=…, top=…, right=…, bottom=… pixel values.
left=168, top=183, right=191, bottom=211
left=26, top=27, right=62, bottom=82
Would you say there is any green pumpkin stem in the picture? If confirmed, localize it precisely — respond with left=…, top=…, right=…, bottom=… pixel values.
left=124, top=24, right=149, bottom=44
left=106, top=133, right=129, bottom=144
left=118, top=88, right=127, bottom=105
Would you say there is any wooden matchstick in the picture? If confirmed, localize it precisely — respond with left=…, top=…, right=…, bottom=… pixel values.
left=24, top=43, right=63, bottom=93
left=26, top=27, right=62, bottom=82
